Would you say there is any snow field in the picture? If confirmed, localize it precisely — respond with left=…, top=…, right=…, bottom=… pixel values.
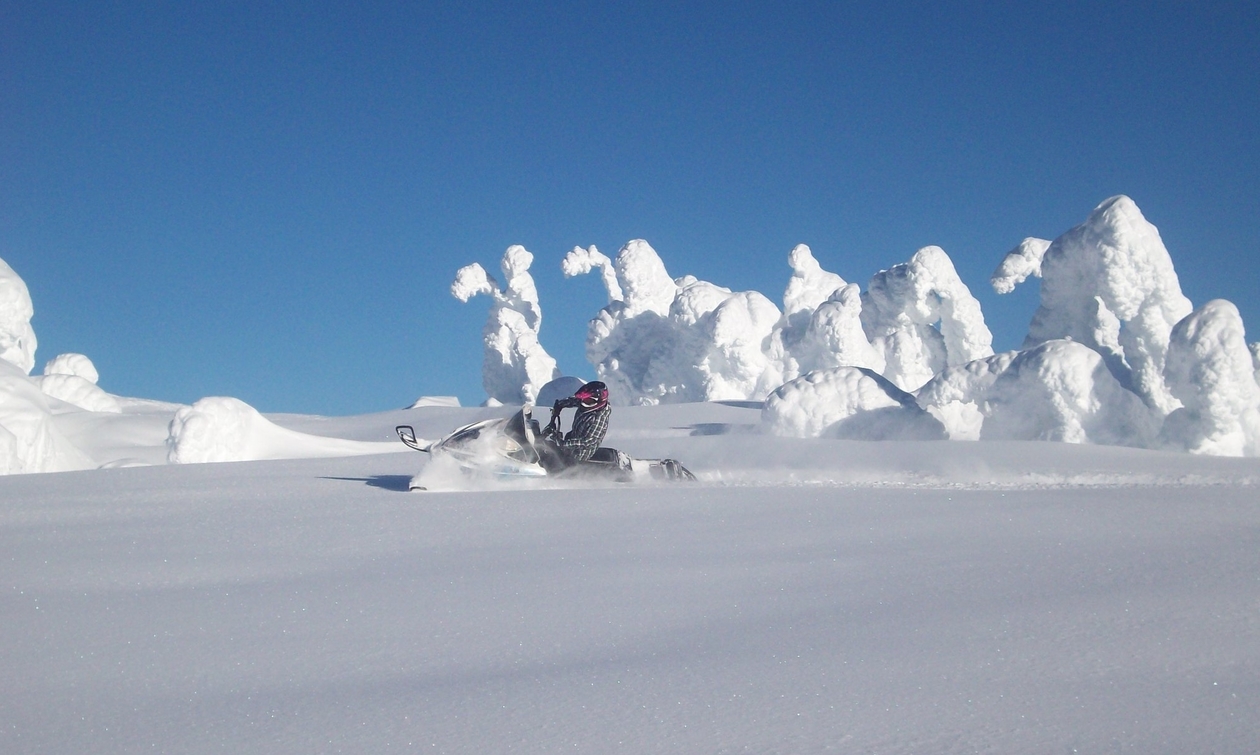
left=3, top=425, right=1258, bottom=753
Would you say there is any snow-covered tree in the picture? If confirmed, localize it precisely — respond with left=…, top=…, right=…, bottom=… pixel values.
left=0, top=256, right=37, bottom=375
left=566, top=240, right=783, bottom=404
left=862, top=245, right=994, bottom=391
left=452, top=245, right=559, bottom=405
left=766, top=245, right=881, bottom=382
left=1160, top=300, right=1260, bottom=456
left=993, top=196, right=1193, bottom=415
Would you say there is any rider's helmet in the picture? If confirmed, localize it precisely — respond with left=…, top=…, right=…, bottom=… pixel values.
left=574, top=380, right=609, bottom=410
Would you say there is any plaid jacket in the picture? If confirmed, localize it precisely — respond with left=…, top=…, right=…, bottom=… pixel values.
left=551, top=404, right=610, bottom=464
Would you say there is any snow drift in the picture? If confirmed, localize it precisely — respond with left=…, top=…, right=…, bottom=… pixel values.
left=981, top=340, right=1159, bottom=446
left=166, top=396, right=397, bottom=464
left=0, top=358, right=92, bottom=473
left=762, top=366, right=946, bottom=441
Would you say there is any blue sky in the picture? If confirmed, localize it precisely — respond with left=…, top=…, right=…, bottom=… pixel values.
left=3, top=1, right=1258, bottom=414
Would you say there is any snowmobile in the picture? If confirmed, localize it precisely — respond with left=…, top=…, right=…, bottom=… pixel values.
left=395, top=405, right=696, bottom=490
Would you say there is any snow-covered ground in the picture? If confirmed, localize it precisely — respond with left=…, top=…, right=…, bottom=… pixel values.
left=3, top=402, right=1258, bottom=754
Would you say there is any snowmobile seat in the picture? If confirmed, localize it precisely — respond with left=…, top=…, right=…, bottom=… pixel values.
left=554, top=447, right=635, bottom=482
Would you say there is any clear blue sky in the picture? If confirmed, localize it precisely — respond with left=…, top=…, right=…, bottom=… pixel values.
left=3, top=1, right=1257, bottom=414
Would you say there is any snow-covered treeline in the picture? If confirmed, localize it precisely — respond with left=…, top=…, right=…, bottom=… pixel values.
left=456, top=196, right=1260, bottom=456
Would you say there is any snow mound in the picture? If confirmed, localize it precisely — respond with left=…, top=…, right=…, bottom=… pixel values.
left=167, top=396, right=398, bottom=464
left=37, top=352, right=120, bottom=412
left=982, top=340, right=1158, bottom=447
left=37, top=374, right=122, bottom=413
left=0, top=359, right=92, bottom=474
left=43, top=352, right=99, bottom=383
left=915, top=351, right=1020, bottom=440
left=762, top=366, right=946, bottom=440
left=1160, top=300, right=1260, bottom=456
left=407, top=396, right=461, bottom=409
left=0, top=256, right=38, bottom=374
left=452, top=246, right=559, bottom=405
left=862, top=246, right=994, bottom=391
left=998, top=196, right=1193, bottom=414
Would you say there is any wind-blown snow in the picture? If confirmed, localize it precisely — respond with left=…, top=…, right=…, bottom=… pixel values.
left=0, top=256, right=38, bottom=374
left=35, top=352, right=120, bottom=412
left=990, top=236, right=1051, bottom=294
left=1160, top=299, right=1260, bottom=456
left=36, top=373, right=122, bottom=413
left=561, top=245, right=622, bottom=302
left=452, top=245, right=559, bottom=405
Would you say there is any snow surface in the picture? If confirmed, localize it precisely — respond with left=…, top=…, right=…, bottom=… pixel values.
left=3, top=402, right=1259, bottom=754
left=43, top=352, right=99, bottom=383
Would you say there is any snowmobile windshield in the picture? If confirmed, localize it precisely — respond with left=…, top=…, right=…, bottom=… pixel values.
left=433, top=411, right=540, bottom=466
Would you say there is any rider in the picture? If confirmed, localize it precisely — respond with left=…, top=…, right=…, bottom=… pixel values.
left=539, top=380, right=611, bottom=471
